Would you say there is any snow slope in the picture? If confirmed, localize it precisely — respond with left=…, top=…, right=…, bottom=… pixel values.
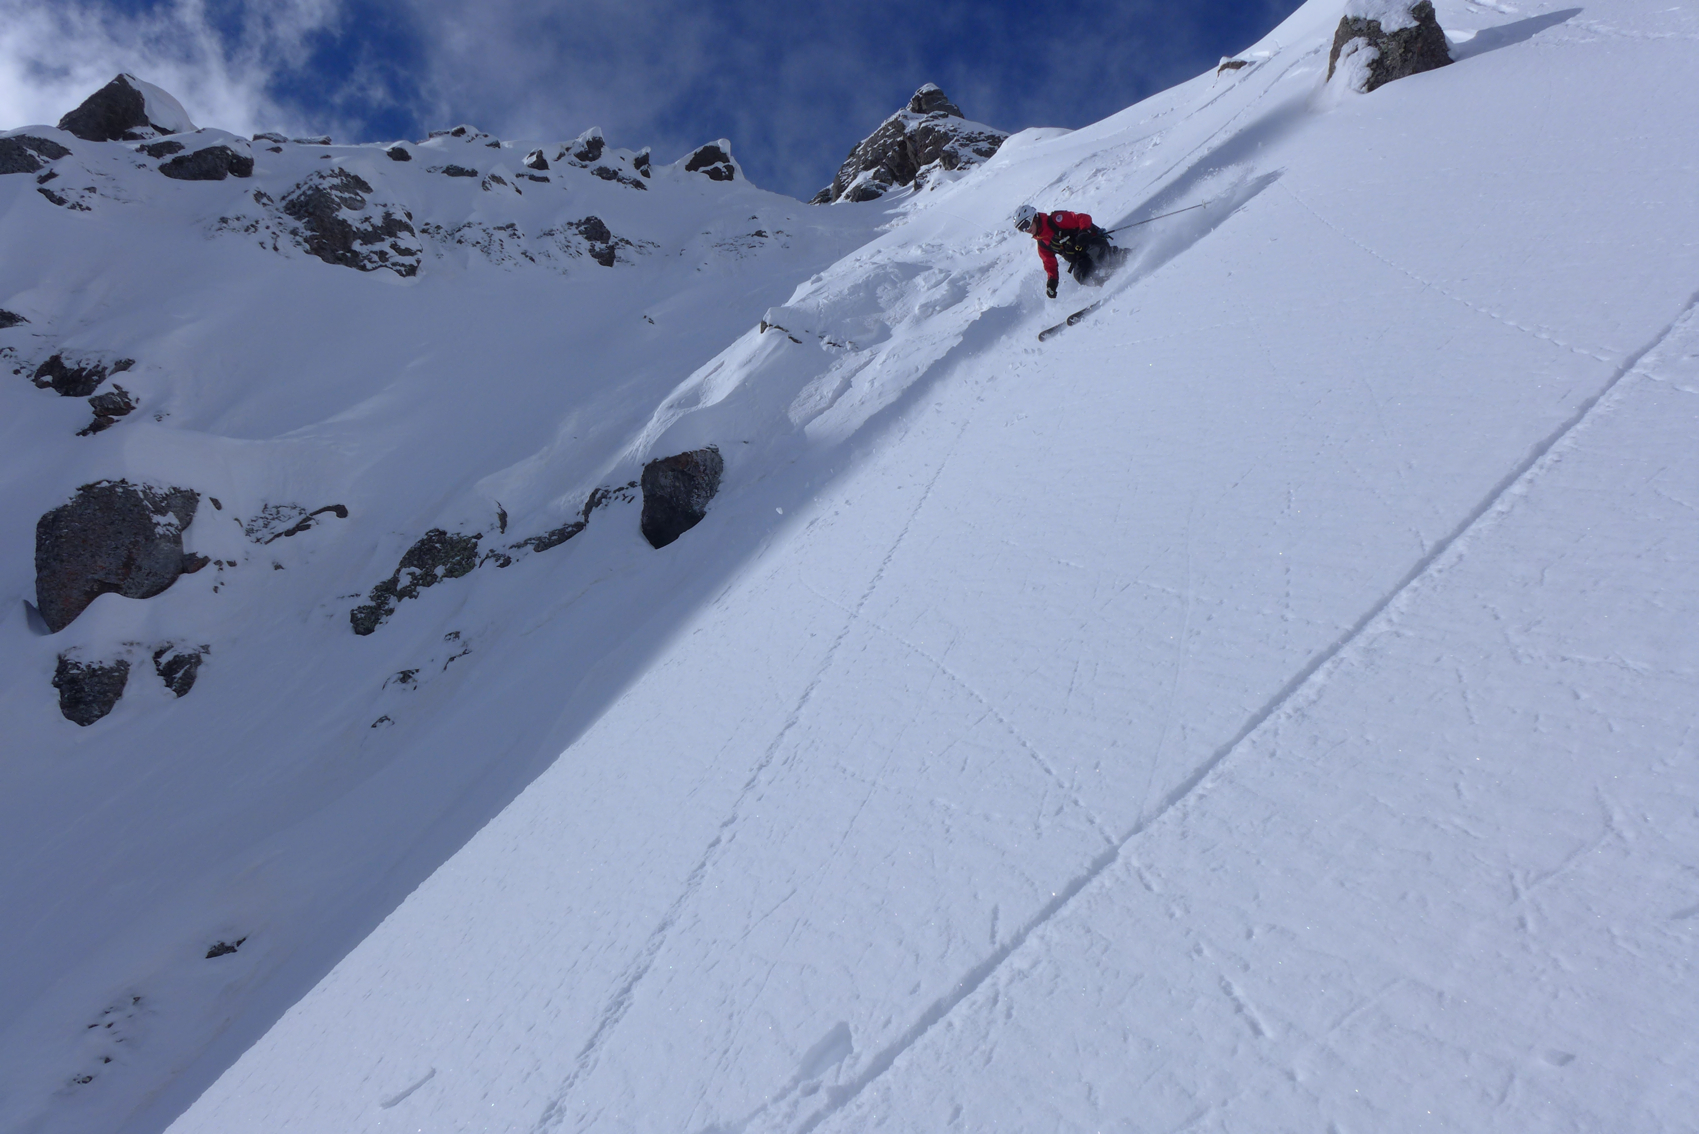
left=8, top=0, right=1699, bottom=1130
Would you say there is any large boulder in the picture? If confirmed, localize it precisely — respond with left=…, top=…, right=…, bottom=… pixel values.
left=57, top=74, right=196, bottom=142
left=812, top=83, right=1007, bottom=204
left=640, top=447, right=723, bottom=548
left=159, top=144, right=253, bottom=181
left=53, top=655, right=130, bottom=726
left=280, top=169, right=420, bottom=275
left=1328, top=0, right=1452, bottom=92
left=350, top=529, right=482, bottom=635
left=0, top=134, right=72, bottom=176
left=35, top=481, right=200, bottom=633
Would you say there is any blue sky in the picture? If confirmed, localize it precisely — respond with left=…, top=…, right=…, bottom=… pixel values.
left=2, top=0, right=1305, bottom=200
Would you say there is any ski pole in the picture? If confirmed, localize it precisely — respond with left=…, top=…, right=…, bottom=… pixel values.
left=1106, top=201, right=1208, bottom=235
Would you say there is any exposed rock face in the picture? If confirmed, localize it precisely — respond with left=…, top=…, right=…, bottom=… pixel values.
left=633, top=149, right=651, bottom=178
left=32, top=354, right=134, bottom=397
left=252, top=132, right=287, bottom=144
left=812, top=84, right=1007, bottom=204
left=280, top=169, right=420, bottom=276
left=571, top=216, right=620, bottom=266
left=523, top=148, right=548, bottom=171
left=351, top=529, right=482, bottom=635
left=159, top=145, right=254, bottom=181
left=79, top=385, right=137, bottom=436
left=640, top=447, right=723, bottom=548
left=153, top=644, right=205, bottom=697
left=0, top=309, right=29, bottom=329
left=53, top=655, right=130, bottom=725
left=386, top=145, right=411, bottom=161
left=58, top=74, right=193, bottom=141
left=438, top=164, right=478, bottom=177
left=1328, top=0, right=1452, bottom=92
left=684, top=142, right=736, bottom=182
left=139, top=139, right=184, bottom=158
left=0, top=135, right=72, bottom=175
left=570, top=129, right=605, bottom=164
left=35, top=480, right=200, bottom=632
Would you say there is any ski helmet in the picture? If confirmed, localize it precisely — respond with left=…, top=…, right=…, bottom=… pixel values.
left=1013, top=204, right=1038, bottom=232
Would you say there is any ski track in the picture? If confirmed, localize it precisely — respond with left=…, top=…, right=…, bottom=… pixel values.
left=1279, top=181, right=1617, bottom=364
left=784, top=284, right=1699, bottom=1134
left=531, top=409, right=973, bottom=1134
left=800, top=582, right=1118, bottom=847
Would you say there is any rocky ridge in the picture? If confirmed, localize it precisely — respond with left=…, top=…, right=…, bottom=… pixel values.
left=812, top=83, right=1008, bottom=204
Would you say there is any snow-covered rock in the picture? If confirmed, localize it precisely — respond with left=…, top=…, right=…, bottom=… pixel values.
left=1328, top=0, right=1452, bottom=92
left=34, top=480, right=201, bottom=633
left=0, top=133, right=71, bottom=175
left=682, top=140, right=738, bottom=181
left=57, top=73, right=196, bottom=142
left=812, top=83, right=1008, bottom=203
left=50, top=654, right=130, bottom=725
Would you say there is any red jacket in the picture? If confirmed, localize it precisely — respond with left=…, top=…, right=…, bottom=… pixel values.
left=1028, top=210, right=1095, bottom=282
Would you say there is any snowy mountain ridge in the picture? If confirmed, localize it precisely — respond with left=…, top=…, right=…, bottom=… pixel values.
left=5, top=1, right=1699, bottom=1132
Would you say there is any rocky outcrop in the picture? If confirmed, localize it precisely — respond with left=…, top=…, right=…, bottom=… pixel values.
left=0, top=134, right=72, bottom=175
left=351, top=529, right=481, bottom=635
left=812, top=84, right=1007, bottom=204
left=523, top=149, right=548, bottom=171
left=568, top=128, right=605, bottom=164
left=35, top=481, right=200, bottom=632
left=386, top=145, right=411, bottom=161
left=280, top=169, right=420, bottom=276
left=1328, top=0, right=1452, bottom=92
left=159, top=145, right=254, bottom=181
left=32, top=354, right=134, bottom=397
left=58, top=74, right=195, bottom=141
left=153, top=644, right=205, bottom=697
left=53, top=655, right=130, bottom=725
left=79, top=385, right=136, bottom=435
left=139, top=139, right=184, bottom=158
left=640, top=447, right=723, bottom=548
left=0, top=309, right=29, bottom=329
left=684, top=142, right=736, bottom=182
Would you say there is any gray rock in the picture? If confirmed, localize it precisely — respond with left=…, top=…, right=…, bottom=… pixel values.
left=159, top=145, right=254, bottom=181
left=640, top=447, right=723, bottom=548
left=291, top=135, right=332, bottom=146
left=252, top=132, right=287, bottom=143
left=0, top=134, right=72, bottom=175
left=386, top=145, right=412, bottom=161
left=684, top=143, right=736, bottom=182
left=32, top=354, right=133, bottom=397
left=571, top=129, right=605, bottom=163
left=350, top=529, right=482, bottom=635
left=280, top=169, right=419, bottom=276
left=53, top=655, right=130, bottom=725
left=0, top=309, right=27, bottom=329
left=439, top=164, right=478, bottom=177
left=908, top=82, right=962, bottom=117
left=633, top=148, right=651, bottom=178
left=35, top=480, right=200, bottom=633
left=57, top=75, right=158, bottom=141
left=139, top=139, right=184, bottom=158
left=523, top=148, right=548, bottom=171
left=78, top=385, right=136, bottom=436
left=1328, top=0, right=1452, bottom=92
left=153, top=643, right=205, bottom=697
left=592, top=165, right=647, bottom=190
left=814, top=84, right=1007, bottom=204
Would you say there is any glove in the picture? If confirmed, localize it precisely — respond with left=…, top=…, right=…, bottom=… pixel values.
left=1046, top=279, right=1058, bottom=299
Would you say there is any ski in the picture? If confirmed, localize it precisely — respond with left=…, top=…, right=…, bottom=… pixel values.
left=1037, top=301, right=1103, bottom=341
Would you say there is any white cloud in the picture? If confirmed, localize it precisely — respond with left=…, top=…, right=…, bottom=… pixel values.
left=0, top=0, right=339, bottom=135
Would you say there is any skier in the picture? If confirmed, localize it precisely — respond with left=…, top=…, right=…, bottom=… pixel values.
left=1014, top=205, right=1114, bottom=298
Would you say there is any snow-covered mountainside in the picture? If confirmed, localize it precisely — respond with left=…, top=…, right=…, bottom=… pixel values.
left=5, top=0, right=1697, bottom=1131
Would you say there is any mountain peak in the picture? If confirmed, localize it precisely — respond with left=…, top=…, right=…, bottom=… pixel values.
left=812, top=83, right=1005, bottom=204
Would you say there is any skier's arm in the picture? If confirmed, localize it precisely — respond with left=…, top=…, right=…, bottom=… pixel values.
left=1036, top=242, right=1059, bottom=283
